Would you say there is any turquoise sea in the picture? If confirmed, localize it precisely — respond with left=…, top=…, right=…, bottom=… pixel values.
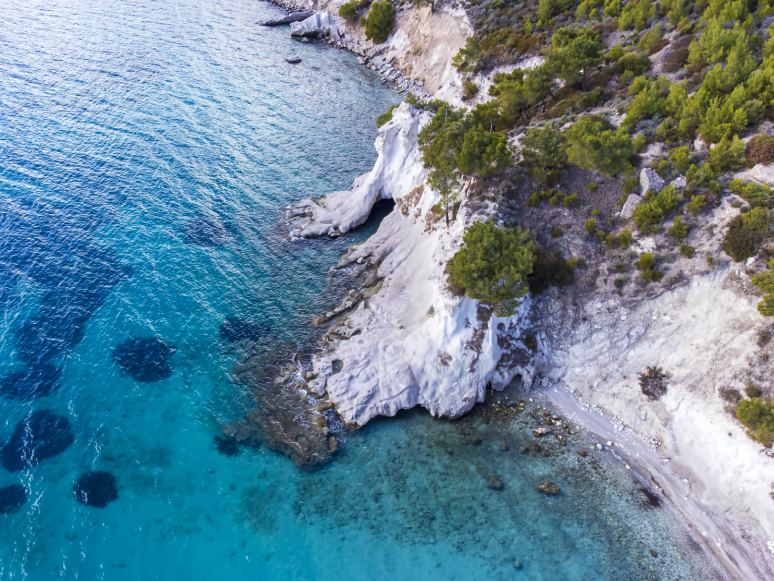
left=0, top=1, right=726, bottom=579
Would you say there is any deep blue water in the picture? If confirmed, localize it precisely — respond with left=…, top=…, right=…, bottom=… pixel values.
left=0, top=1, right=725, bottom=579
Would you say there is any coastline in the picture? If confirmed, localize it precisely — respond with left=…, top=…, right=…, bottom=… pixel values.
left=259, top=2, right=774, bottom=579
left=545, top=383, right=771, bottom=581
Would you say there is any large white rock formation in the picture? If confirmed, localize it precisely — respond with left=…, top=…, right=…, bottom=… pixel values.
left=287, top=103, right=537, bottom=426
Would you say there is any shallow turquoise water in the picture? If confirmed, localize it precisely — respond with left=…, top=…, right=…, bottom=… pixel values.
left=0, top=1, right=725, bottom=579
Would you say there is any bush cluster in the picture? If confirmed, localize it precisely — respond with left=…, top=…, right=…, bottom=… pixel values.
left=746, top=134, right=774, bottom=168
left=447, top=220, right=536, bottom=304
left=723, top=207, right=770, bottom=262
left=360, top=1, right=395, bottom=44
left=639, top=366, right=670, bottom=400
left=737, top=398, right=774, bottom=447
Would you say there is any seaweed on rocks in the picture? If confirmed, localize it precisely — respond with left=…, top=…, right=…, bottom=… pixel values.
left=214, top=435, right=239, bottom=457
left=113, top=336, right=175, bottom=383
left=0, top=410, right=74, bottom=472
left=0, top=363, right=62, bottom=401
left=219, top=316, right=271, bottom=343
left=182, top=216, right=233, bottom=247
left=73, top=471, right=118, bottom=508
left=228, top=343, right=334, bottom=469
left=0, top=485, right=27, bottom=514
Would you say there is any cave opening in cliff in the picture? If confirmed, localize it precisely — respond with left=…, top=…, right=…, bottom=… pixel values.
left=359, top=198, right=395, bottom=231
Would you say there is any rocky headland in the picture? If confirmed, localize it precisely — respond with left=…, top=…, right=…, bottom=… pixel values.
left=232, top=2, right=774, bottom=578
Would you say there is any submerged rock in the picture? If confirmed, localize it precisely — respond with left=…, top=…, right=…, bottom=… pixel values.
left=532, top=427, right=552, bottom=437
left=73, top=471, right=118, bottom=508
left=231, top=344, right=333, bottom=469
left=182, top=216, right=233, bottom=247
left=0, top=363, right=62, bottom=401
left=537, top=481, right=561, bottom=495
left=113, top=336, right=175, bottom=383
left=486, top=475, right=503, bottom=490
left=214, top=435, right=239, bottom=457
left=285, top=55, right=302, bottom=64
left=219, top=317, right=271, bottom=343
left=0, top=484, right=27, bottom=514
left=0, top=410, right=74, bottom=472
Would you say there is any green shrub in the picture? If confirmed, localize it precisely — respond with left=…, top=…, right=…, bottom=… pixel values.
left=618, top=228, right=633, bottom=247
left=338, top=0, right=360, bottom=22
left=728, top=179, right=773, bottom=209
left=452, top=37, right=484, bottom=73
left=709, top=135, right=745, bottom=173
left=376, top=104, right=399, bottom=128
left=637, top=252, right=655, bottom=271
left=685, top=195, right=706, bottom=215
left=723, top=207, right=770, bottom=262
left=448, top=220, right=536, bottom=303
left=563, top=192, right=578, bottom=207
left=752, top=268, right=774, bottom=316
left=565, top=115, right=634, bottom=176
left=566, top=256, right=585, bottom=269
left=632, top=185, right=680, bottom=231
left=668, top=216, right=689, bottom=239
left=361, top=1, right=395, bottom=44
left=457, top=125, right=510, bottom=177
left=463, top=80, right=479, bottom=100
left=584, top=218, right=597, bottom=233
left=521, top=124, right=568, bottom=184
left=595, top=230, right=608, bottom=242
left=736, top=398, right=774, bottom=446
left=637, top=252, right=662, bottom=282
left=678, top=243, right=695, bottom=258
left=632, top=133, right=648, bottom=152
left=669, top=146, right=692, bottom=172
left=604, top=233, right=616, bottom=247
left=591, top=209, right=601, bottom=216
left=587, top=182, right=598, bottom=192
left=622, top=176, right=639, bottom=194
left=551, top=226, right=563, bottom=237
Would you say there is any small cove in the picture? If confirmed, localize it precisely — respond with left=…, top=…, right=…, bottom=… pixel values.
left=0, top=1, right=726, bottom=579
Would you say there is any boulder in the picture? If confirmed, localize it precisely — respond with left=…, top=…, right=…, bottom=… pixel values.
left=260, top=11, right=313, bottom=26
left=537, top=481, right=561, bottom=495
left=640, top=168, right=665, bottom=193
left=671, top=175, right=687, bottom=189
left=286, top=55, right=302, bottom=64
left=290, top=11, right=336, bottom=37
left=532, top=427, right=552, bottom=437
left=487, top=475, right=503, bottom=490
left=620, top=193, right=642, bottom=219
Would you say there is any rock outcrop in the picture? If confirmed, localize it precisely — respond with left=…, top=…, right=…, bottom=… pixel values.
left=639, top=168, right=665, bottom=193
left=286, top=103, right=537, bottom=427
left=260, top=11, right=313, bottom=26
left=290, top=11, right=337, bottom=37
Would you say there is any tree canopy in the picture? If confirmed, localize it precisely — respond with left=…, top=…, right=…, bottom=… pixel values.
left=448, top=221, right=536, bottom=304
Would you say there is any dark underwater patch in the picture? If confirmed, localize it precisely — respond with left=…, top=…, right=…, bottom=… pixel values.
left=73, top=471, right=118, bottom=508
left=214, top=435, right=239, bottom=457
left=113, top=336, right=175, bottom=383
left=0, top=410, right=74, bottom=472
left=0, top=484, right=27, bottom=514
left=0, top=363, right=62, bottom=401
left=182, top=216, right=233, bottom=247
left=639, top=486, right=662, bottom=509
left=219, top=316, right=271, bottom=343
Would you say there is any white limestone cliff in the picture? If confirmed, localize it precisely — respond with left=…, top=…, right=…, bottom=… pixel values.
left=286, top=103, right=537, bottom=426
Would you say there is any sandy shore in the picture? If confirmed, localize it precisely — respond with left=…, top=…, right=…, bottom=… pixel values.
left=544, top=383, right=774, bottom=581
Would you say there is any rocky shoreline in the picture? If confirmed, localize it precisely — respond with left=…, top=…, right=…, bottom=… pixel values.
left=264, top=0, right=433, bottom=100
left=239, top=2, right=774, bottom=579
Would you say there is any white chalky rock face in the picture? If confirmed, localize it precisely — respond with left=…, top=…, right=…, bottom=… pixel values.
left=290, top=11, right=337, bottom=37
left=639, top=167, right=666, bottom=193
left=287, top=103, right=538, bottom=426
